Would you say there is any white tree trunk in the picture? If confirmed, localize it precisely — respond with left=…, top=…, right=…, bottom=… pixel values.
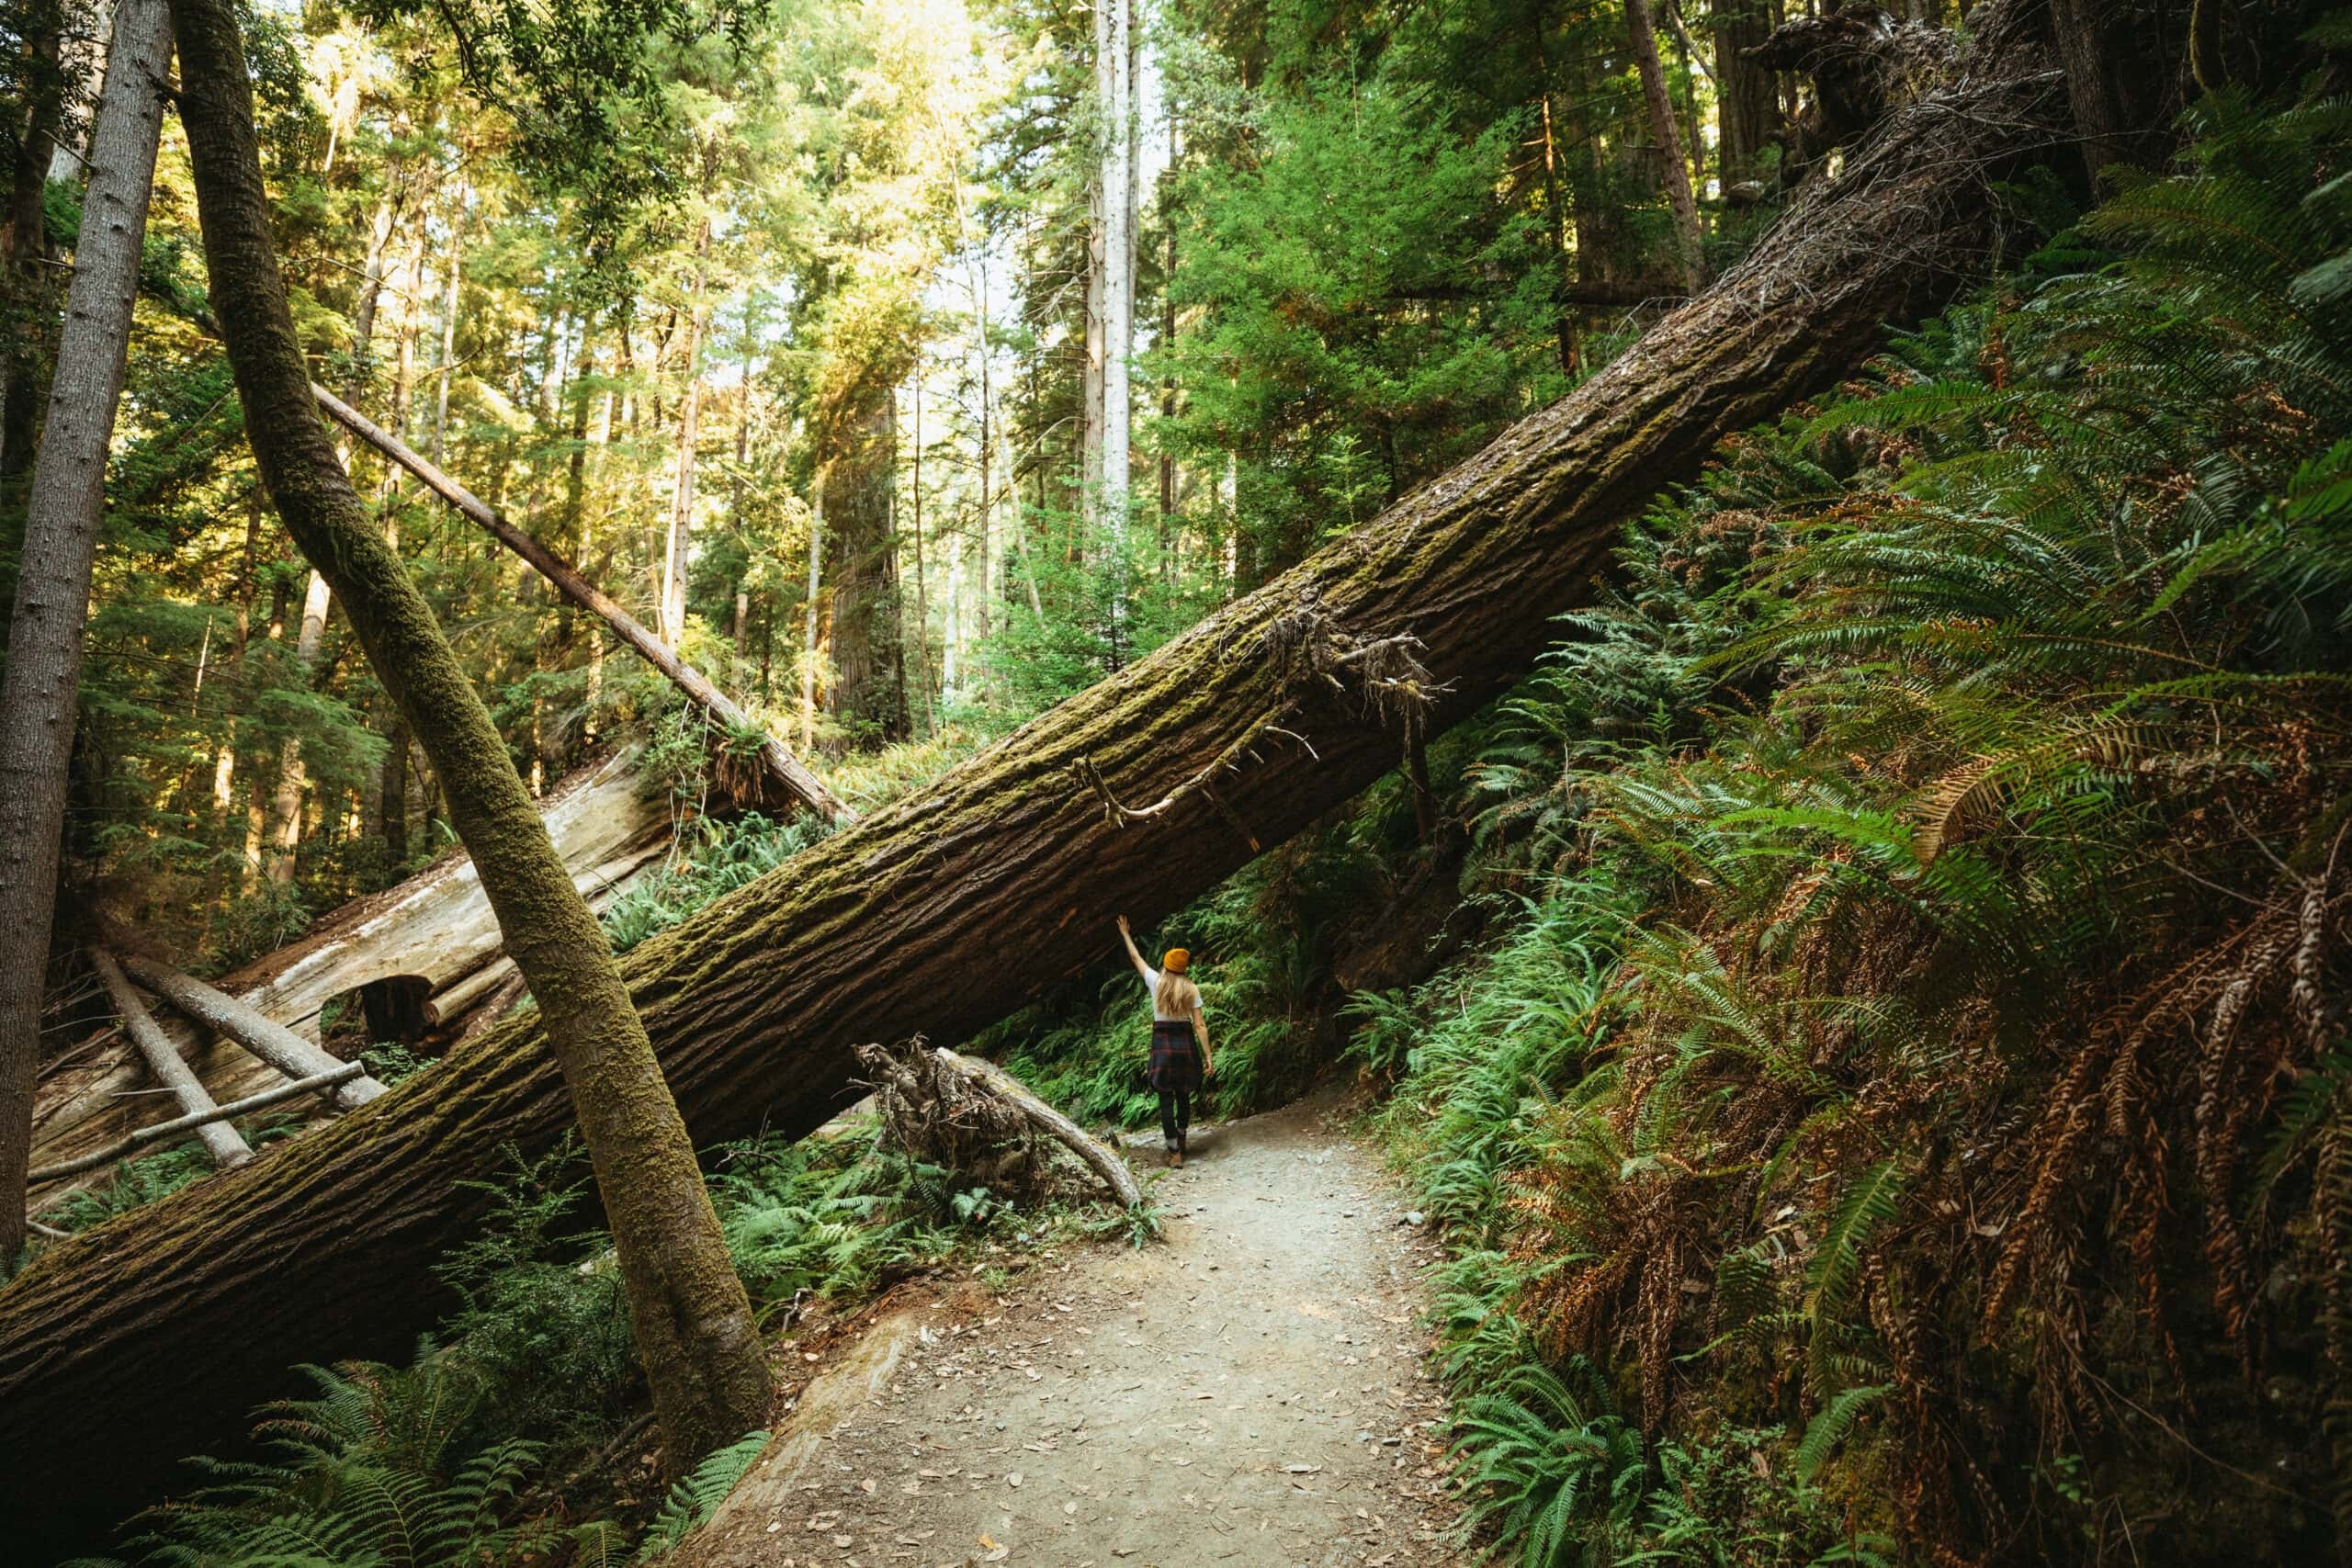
left=0, top=0, right=174, bottom=1262
left=1099, top=0, right=1136, bottom=635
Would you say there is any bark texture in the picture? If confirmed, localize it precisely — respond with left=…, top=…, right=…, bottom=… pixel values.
left=0, top=0, right=174, bottom=1266
left=1713, top=0, right=1782, bottom=181
left=1624, top=0, right=1707, bottom=290
left=0, top=0, right=2068, bottom=1538
left=824, top=394, right=905, bottom=741
left=163, top=0, right=768, bottom=1474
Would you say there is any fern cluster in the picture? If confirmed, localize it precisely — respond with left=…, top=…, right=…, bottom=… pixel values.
left=1361, top=79, right=2352, bottom=1567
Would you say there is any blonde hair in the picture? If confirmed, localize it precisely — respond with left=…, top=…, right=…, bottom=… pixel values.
left=1155, top=970, right=1201, bottom=1017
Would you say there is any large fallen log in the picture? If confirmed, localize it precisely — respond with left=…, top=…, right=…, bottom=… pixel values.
left=25, top=750, right=669, bottom=1210
left=0, top=3, right=2067, bottom=1540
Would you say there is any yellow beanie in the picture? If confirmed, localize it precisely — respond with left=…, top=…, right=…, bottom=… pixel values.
left=1161, top=948, right=1190, bottom=974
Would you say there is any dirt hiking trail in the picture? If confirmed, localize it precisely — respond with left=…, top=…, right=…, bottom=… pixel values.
left=682, top=1092, right=1469, bottom=1568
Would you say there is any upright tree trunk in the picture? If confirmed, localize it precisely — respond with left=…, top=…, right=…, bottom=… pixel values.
left=1714, top=0, right=1781, bottom=183
left=428, top=180, right=464, bottom=465
left=0, top=0, right=63, bottom=486
left=662, top=216, right=712, bottom=648
left=0, top=3, right=2071, bottom=1532
left=909, top=370, right=934, bottom=733
left=801, top=464, right=824, bottom=750
left=0, top=0, right=173, bottom=1268
left=2043, top=0, right=2181, bottom=179
left=1098, top=0, right=1135, bottom=638
left=1626, top=0, right=1707, bottom=291
left=1081, top=0, right=1107, bottom=513
left=824, top=394, right=903, bottom=741
left=261, top=570, right=330, bottom=885
left=164, top=0, right=768, bottom=1472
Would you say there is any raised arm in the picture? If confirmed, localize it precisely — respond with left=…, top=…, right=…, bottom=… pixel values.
left=1114, top=914, right=1154, bottom=984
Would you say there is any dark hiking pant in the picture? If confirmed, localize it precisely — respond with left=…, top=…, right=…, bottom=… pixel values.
left=1159, top=1089, right=1192, bottom=1145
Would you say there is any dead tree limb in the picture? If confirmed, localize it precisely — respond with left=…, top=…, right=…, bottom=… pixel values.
left=0, top=2, right=2069, bottom=1539
left=943, top=1048, right=1145, bottom=1210
left=88, top=952, right=251, bottom=1173
left=855, top=1041, right=1144, bottom=1210
left=112, top=953, right=385, bottom=1111
left=311, top=383, right=847, bottom=824
left=26, top=1063, right=366, bottom=1187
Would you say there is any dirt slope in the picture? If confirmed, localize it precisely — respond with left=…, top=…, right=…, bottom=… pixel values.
left=684, top=1095, right=1468, bottom=1567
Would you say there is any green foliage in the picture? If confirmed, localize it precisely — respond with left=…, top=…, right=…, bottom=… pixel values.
left=435, top=1144, right=639, bottom=1451
left=632, top=1428, right=769, bottom=1562
left=1351, top=88, right=2352, bottom=1566
left=602, top=810, right=831, bottom=953
left=1449, top=1356, right=1647, bottom=1567
left=98, top=1351, right=599, bottom=1567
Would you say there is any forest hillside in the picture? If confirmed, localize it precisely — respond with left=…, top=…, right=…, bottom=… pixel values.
left=0, top=0, right=2345, bottom=1563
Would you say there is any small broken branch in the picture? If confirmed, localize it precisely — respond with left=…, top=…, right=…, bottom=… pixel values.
left=113, top=953, right=386, bottom=1111
left=311, top=382, right=848, bottom=823
left=28, top=1062, right=366, bottom=1186
left=89, top=952, right=251, bottom=1172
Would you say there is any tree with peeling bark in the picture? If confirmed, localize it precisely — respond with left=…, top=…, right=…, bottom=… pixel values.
left=0, top=0, right=2073, bottom=1529
left=164, top=0, right=770, bottom=1475
left=0, top=0, right=174, bottom=1269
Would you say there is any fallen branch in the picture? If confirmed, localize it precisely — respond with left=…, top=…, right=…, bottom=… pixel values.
left=854, top=1041, right=1144, bottom=1210
left=88, top=953, right=251, bottom=1172
left=311, top=384, right=847, bottom=823
left=113, top=953, right=386, bottom=1111
left=27, top=1063, right=366, bottom=1186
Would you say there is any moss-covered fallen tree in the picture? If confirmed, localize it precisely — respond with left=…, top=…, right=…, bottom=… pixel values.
left=0, top=0, right=2068, bottom=1538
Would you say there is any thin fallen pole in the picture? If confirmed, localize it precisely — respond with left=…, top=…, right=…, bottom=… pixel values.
left=112, top=953, right=385, bottom=1111
left=28, top=1063, right=365, bottom=1187
left=311, top=382, right=848, bottom=822
left=89, top=951, right=251, bottom=1171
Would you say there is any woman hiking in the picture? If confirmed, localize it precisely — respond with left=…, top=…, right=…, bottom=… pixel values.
left=1116, top=915, right=1214, bottom=1167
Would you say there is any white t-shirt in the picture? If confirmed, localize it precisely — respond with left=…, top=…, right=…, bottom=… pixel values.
left=1141, top=966, right=1191, bottom=1023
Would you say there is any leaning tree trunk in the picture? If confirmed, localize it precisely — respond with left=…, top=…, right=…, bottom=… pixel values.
left=0, top=0, right=175, bottom=1267
left=160, top=0, right=769, bottom=1477
left=0, top=0, right=2069, bottom=1543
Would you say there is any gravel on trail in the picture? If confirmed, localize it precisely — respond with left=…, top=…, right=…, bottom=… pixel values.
left=680, top=1092, right=1469, bottom=1568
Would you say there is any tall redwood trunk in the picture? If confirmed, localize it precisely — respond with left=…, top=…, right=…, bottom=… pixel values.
left=1625, top=0, right=1706, bottom=290
left=662, top=210, right=712, bottom=647
left=1714, top=0, right=1781, bottom=184
left=0, top=0, right=2069, bottom=1539
left=163, top=0, right=769, bottom=1472
left=0, top=0, right=174, bottom=1269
